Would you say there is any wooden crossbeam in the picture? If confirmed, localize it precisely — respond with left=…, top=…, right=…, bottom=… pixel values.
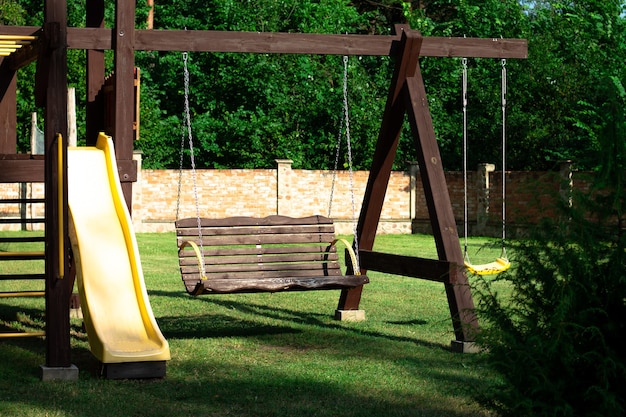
left=4, top=26, right=527, bottom=58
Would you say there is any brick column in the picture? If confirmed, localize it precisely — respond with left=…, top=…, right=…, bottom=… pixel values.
left=132, top=150, right=143, bottom=227
left=476, top=163, right=495, bottom=235
left=408, top=161, right=419, bottom=221
left=559, top=160, right=573, bottom=208
left=275, top=159, right=293, bottom=216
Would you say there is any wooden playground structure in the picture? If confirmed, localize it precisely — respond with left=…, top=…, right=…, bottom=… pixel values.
left=0, top=1, right=527, bottom=380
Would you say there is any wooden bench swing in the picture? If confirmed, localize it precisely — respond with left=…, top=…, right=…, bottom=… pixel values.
left=176, top=215, right=368, bottom=295
left=175, top=53, right=368, bottom=296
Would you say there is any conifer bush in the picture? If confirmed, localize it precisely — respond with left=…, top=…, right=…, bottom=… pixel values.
left=472, top=76, right=626, bottom=417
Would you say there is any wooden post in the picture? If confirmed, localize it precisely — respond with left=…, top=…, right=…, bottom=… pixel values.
left=338, top=25, right=417, bottom=310
left=86, top=0, right=105, bottom=145
left=114, top=0, right=137, bottom=212
left=0, top=64, right=17, bottom=153
left=41, top=0, right=77, bottom=378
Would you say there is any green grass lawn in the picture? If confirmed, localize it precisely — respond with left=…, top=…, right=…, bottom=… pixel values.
left=1, top=232, right=503, bottom=417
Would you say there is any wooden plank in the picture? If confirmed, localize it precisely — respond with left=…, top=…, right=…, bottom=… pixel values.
left=0, top=251, right=45, bottom=260
left=0, top=160, right=44, bottom=182
left=176, top=224, right=335, bottom=237
left=178, top=233, right=337, bottom=246
left=0, top=274, right=46, bottom=280
left=179, top=252, right=339, bottom=266
left=176, top=215, right=334, bottom=228
left=358, top=250, right=452, bottom=282
left=179, top=244, right=337, bottom=258
left=181, top=267, right=344, bottom=279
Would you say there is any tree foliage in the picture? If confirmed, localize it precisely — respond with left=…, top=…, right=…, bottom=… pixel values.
left=2, top=0, right=626, bottom=172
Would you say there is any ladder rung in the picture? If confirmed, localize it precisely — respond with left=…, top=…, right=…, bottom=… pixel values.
left=0, top=198, right=45, bottom=204
left=0, top=251, right=45, bottom=260
left=0, top=218, right=45, bottom=224
left=0, top=331, right=45, bottom=339
left=0, top=291, right=45, bottom=298
left=0, top=273, right=46, bottom=280
left=0, top=236, right=45, bottom=243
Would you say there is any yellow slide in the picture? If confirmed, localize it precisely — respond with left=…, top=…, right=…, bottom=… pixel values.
left=67, top=133, right=170, bottom=375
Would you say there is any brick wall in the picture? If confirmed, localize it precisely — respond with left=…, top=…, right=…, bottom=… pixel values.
left=1, top=158, right=591, bottom=236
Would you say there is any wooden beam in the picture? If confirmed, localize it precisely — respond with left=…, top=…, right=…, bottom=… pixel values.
left=114, top=0, right=136, bottom=209
left=359, top=250, right=453, bottom=282
left=0, top=160, right=44, bottom=182
left=63, top=27, right=530, bottom=58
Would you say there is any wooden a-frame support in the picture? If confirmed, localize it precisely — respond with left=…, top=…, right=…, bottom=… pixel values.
left=338, top=28, right=478, bottom=348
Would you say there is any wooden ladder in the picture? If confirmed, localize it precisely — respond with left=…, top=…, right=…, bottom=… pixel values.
left=0, top=196, right=46, bottom=338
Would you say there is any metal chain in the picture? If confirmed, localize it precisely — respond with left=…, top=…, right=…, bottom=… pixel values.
left=341, top=55, right=360, bottom=270
left=461, top=57, right=469, bottom=261
left=501, top=58, right=507, bottom=257
left=328, top=115, right=343, bottom=217
left=178, top=52, right=205, bottom=262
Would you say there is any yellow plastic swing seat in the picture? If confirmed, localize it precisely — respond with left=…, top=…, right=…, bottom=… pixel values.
left=464, top=257, right=510, bottom=275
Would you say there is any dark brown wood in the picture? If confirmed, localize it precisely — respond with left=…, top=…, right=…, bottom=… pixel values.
left=404, top=68, right=478, bottom=341
left=359, top=250, right=454, bottom=282
left=85, top=0, right=105, bottom=145
left=113, top=0, right=136, bottom=209
left=0, top=64, right=17, bottom=154
left=62, top=27, right=529, bottom=58
left=338, top=29, right=478, bottom=342
left=176, top=215, right=368, bottom=296
left=0, top=159, right=44, bottom=182
left=4, top=34, right=41, bottom=71
left=338, top=27, right=422, bottom=311
left=43, top=0, right=72, bottom=368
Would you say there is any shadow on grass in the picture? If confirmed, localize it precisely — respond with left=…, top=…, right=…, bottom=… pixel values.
left=150, top=290, right=448, bottom=351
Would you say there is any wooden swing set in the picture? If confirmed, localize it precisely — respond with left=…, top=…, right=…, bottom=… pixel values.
left=0, top=0, right=526, bottom=378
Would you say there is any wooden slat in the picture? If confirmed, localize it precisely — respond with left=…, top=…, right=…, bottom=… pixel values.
left=0, top=273, right=45, bottom=280
left=179, top=245, right=337, bottom=258
left=0, top=159, right=44, bottom=182
left=176, top=224, right=336, bottom=237
left=178, top=233, right=337, bottom=247
left=176, top=215, right=334, bottom=228
left=0, top=236, right=45, bottom=243
left=0, top=198, right=45, bottom=204
left=0, top=218, right=45, bottom=224
left=0, top=331, right=46, bottom=338
left=359, top=250, right=453, bottom=283
left=0, top=251, right=45, bottom=260
left=0, top=290, right=45, bottom=298
left=179, top=252, right=339, bottom=267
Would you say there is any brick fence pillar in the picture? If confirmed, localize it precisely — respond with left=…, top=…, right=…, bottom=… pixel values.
left=559, top=160, right=573, bottom=208
left=132, top=150, right=143, bottom=227
left=408, top=161, right=419, bottom=221
left=476, top=163, right=495, bottom=235
left=275, top=159, right=293, bottom=216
